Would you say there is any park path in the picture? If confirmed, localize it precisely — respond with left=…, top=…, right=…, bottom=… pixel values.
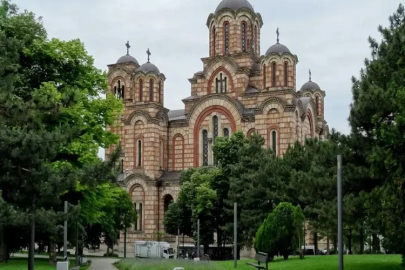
left=88, top=258, right=119, bottom=270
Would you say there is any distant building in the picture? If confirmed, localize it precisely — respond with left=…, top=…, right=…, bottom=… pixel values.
left=106, top=0, right=328, bottom=253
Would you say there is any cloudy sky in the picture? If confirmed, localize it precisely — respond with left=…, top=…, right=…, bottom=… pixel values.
left=13, top=0, right=402, bottom=135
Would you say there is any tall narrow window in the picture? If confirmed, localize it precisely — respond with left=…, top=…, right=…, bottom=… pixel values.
left=316, top=96, right=320, bottom=116
left=212, top=26, right=216, bottom=56
left=139, top=79, right=143, bottom=102
left=224, top=22, right=230, bottom=55
left=242, top=22, right=247, bottom=52
left=272, top=62, right=276, bottom=87
left=263, top=64, right=266, bottom=88
left=202, top=130, right=208, bottom=166
left=134, top=203, right=138, bottom=231
left=137, top=140, right=142, bottom=167
left=213, top=116, right=219, bottom=140
left=122, top=85, right=125, bottom=99
left=159, top=140, right=163, bottom=169
left=139, top=203, right=143, bottom=231
left=271, top=131, right=277, bottom=155
left=284, top=62, right=288, bottom=87
left=158, top=81, right=162, bottom=103
left=254, top=26, right=258, bottom=53
left=149, top=79, right=154, bottom=102
left=223, top=128, right=229, bottom=138
left=215, top=73, right=227, bottom=93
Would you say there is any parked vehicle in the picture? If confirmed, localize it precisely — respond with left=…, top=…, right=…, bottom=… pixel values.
left=135, top=241, right=175, bottom=259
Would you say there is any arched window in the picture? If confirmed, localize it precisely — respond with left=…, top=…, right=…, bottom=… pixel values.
left=224, top=22, right=230, bottom=55
left=202, top=130, right=208, bottom=166
left=242, top=22, right=247, bottom=52
left=263, top=64, right=266, bottom=88
left=158, top=81, right=162, bottom=103
left=216, top=73, right=227, bottom=93
left=316, top=96, right=320, bottom=116
left=139, top=79, right=143, bottom=102
left=272, top=62, right=276, bottom=87
left=134, top=203, right=138, bottom=230
left=137, top=139, right=142, bottom=167
left=149, top=79, right=154, bottom=102
left=284, top=62, right=288, bottom=87
left=114, top=80, right=125, bottom=100
left=254, top=25, right=258, bottom=53
left=271, top=131, right=277, bottom=155
left=213, top=116, right=219, bottom=140
left=212, top=26, right=216, bottom=56
left=223, top=128, right=229, bottom=138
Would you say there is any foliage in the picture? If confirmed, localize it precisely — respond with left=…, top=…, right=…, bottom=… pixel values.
left=254, top=203, right=304, bottom=260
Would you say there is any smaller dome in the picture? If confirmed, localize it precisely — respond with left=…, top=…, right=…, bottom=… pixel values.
left=215, top=0, right=254, bottom=13
left=301, top=81, right=321, bottom=91
left=116, top=54, right=139, bottom=65
left=265, top=43, right=291, bottom=56
left=136, top=62, right=160, bottom=74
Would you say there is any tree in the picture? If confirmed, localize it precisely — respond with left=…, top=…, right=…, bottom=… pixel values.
left=0, top=0, right=123, bottom=265
left=349, top=3, right=405, bottom=263
left=254, top=202, right=304, bottom=260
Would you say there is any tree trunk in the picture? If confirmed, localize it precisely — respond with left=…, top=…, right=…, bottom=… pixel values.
left=49, top=240, right=56, bottom=265
left=348, top=230, right=352, bottom=254
left=326, top=235, right=330, bottom=255
left=107, top=246, right=110, bottom=257
left=372, top=233, right=379, bottom=253
left=359, top=228, right=364, bottom=254
left=0, top=225, right=7, bottom=263
left=283, top=252, right=289, bottom=260
left=333, top=235, right=337, bottom=254
left=313, top=233, right=318, bottom=255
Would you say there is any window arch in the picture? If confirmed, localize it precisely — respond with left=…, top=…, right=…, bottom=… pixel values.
left=242, top=22, right=247, bottom=52
left=224, top=22, right=230, bottom=55
left=202, top=130, right=208, bottom=166
left=271, top=130, right=277, bottom=155
left=215, top=73, right=227, bottom=93
left=139, top=79, right=143, bottom=102
left=212, top=26, right=216, bottom=56
left=149, top=78, right=154, bottom=102
left=284, top=62, right=288, bottom=87
left=272, top=62, right=276, bottom=87
left=137, top=139, right=142, bottom=167
left=158, top=81, right=162, bottom=103
left=263, top=64, right=266, bottom=88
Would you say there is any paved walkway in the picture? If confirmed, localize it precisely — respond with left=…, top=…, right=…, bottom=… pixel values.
left=88, top=258, right=119, bottom=270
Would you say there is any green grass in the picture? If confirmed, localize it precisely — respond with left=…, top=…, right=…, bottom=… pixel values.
left=0, top=258, right=91, bottom=270
left=117, top=255, right=402, bottom=270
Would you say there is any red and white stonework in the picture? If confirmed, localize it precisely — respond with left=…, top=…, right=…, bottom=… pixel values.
left=106, top=0, right=329, bottom=253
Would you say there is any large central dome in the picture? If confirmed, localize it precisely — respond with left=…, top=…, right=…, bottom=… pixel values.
left=215, top=0, right=254, bottom=13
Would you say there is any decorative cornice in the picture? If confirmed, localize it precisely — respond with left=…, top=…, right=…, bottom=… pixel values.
left=203, top=55, right=239, bottom=74
left=107, top=66, right=134, bottom=77
left=259, top=96, right=288, bottom=113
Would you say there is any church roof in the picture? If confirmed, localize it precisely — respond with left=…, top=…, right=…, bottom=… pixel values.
left=215, top=0, right=254, bottom=13
left=168, top=109, right=186, bottom=121
left=136, top=62, right=160, bottom=74
left=265, top=43, right=291, bottom=56
left=301, top=81, right=321, bottom=91
left=300, top=97, right=311, bottom=112
left=116, top=54, right=139, bottom=65
left=245, top=86, right=259, bottom=94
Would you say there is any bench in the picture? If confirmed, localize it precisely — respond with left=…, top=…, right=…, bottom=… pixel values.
left=246, top=252, right=269, bottom=270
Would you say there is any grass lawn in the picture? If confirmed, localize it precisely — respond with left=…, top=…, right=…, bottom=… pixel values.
left=0, top=258, right=91, bottom=270
left=117, top=255, right=402, bottom=270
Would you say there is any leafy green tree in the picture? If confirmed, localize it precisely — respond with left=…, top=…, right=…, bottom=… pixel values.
left=255, top=202, right=304, bottom=260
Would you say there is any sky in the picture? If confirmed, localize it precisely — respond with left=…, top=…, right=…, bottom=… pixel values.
left=13, top=0, right=402, bottom=135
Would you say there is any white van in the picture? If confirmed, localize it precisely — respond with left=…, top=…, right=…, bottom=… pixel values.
left=135, top=241, right=175, bottom=259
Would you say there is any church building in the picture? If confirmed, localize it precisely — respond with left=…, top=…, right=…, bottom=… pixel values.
left=105, top=0, right=329, bottom=252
